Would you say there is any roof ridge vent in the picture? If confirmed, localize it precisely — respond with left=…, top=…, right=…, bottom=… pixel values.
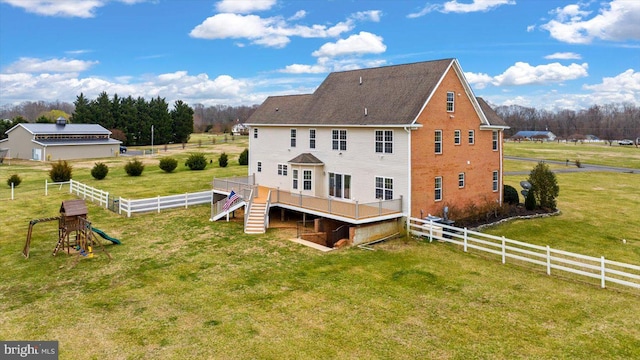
left=56, top=117, right=66, bottom=126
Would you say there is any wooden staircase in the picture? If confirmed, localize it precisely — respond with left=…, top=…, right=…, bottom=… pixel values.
left=245, top=202, right=267, bottom=234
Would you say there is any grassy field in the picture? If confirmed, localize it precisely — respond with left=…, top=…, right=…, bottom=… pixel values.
left=0, top=138, right=639, bottom=359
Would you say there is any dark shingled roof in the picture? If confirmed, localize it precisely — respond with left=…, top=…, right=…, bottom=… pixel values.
left=476, top=97, right=508, bottom=127
left=288, top=153, right=324, bottom=165
left=248, top=59, right=455, bottom=126
left=60, top=199, right=88, bottom=217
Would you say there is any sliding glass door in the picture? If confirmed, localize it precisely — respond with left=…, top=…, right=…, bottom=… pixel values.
left=329, top=173, right=351, bottom=199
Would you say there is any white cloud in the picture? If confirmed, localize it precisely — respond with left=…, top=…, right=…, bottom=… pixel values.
left=526, top=25, right=535, bottom=32
left=493, top=62, right=589, bottom=86
left=215, top=0, right=276, bottom=14
left=289, top=10, right=306, bottom=21
left=281, top=64, right=328, bottom=74
left=189, top=13, right=355, bottom=48
left=5, top=57, right=98, bottom=73
left=0, top=69, right=259, bottom=107
left=0, top=0, right=149, bottom=18
left=544, top=52, right=582, bottom=60
left=464, top=71, right=493, bottom=89
left=408, top=0, right=514, bottom=18
left=541, top=0, right=640, bottom=44
left=582, top=69, right=640, bottom=103
left=189, top=9, right=383, bottom=48
left=312, top=32, right=386, bottom=58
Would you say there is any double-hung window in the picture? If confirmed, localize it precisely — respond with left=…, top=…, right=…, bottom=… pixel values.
left=309, top=129, right=316, bottom=149
left=375, top=176, right=393, bottom=200
left=257, top=161, right=262, bottom=173
left=292, top=169, right=298, bottom=189
left=277, top=164, right=288, bottom=176
left=332, top=129, right=347, bottom=151
left=468, top=130, right=475, bottom=145
left=458, top=173, right=465, bottom=188
left=290, top=129, right=297, bottom=148
left=446, top=91, right=455, bottom=112
left=303, top=170, right=312, bottom=190
left=435, top=130, right=442, bottom=154
left=454, top=130, right=461, bottom=145
left=492, top=171, right=499, bottom=192
left=253, top=128, right=258, bottom=139
left=375, top=130, right=393, bottom=154
left=435, top=177, right=442, bottom=201
left=492, top=131, right=499, bottom=151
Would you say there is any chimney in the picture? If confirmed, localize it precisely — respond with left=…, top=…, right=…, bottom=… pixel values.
left=56, top=117, right=66, bottom=126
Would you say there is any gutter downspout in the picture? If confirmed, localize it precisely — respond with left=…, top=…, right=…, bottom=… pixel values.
left=499, top=130, right=504, bottom=205
left=404, top=126, right=412, bottom=238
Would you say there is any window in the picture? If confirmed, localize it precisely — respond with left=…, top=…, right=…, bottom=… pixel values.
left=329, top=173, right=351, bottom=199
left=277, top=164, right=288, bottom=176
left=257, top=161, right=262, bottom=173
left=435, top=130, right=442, bottom=154
left=375, top=130, right=393, bottom=154
left=468, top=130, right=475, bottom=145
left=253, top=128, right=258, bottom=139
left=458, top=173, right=465, bottom=188
left=435, top=177, right=442, bottom=201
left=292, top=169, right=298, bottom=189
left=303, top=170, right=312, bottom=190
left=375, top=176, right=393, bottom=200
left=309, top=129, right=316, bottom=149
left=446, top=91, right=455, bottom=112
left=492, top=130, right=499, bottom=151
left=493, top=171, right=499, bottom=192
left=454, top=130, right=461, bottom=145
left=332, top=129, right=347, bottom=151
left=290, top=129, right=297, bottom=148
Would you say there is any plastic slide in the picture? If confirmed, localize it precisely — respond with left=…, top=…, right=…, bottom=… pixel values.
left=91, top=227, right=122, bottom=245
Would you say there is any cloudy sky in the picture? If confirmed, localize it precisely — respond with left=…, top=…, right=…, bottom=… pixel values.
left=0, top=0, right=639, bottom=111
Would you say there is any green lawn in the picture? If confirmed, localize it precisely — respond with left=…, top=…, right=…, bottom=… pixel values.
left=505, top=141, right=640, bottom=169
left=0, top=136, right=639, bottom=359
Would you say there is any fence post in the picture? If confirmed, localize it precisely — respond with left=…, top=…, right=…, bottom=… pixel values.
left=546, top=245, right=551, bottom=275
left=429, top=219, right=435, bottom=242
left=105, top=192, right=109, bottom=208
left=601, top=256, right=606, bottom=288
left=157, top=195, right=161, bottom=213
left=45, top=179, right=48, bottom=196
left=463, top=228, right=468, bottom=252
left=501, top=236, right=506, bottom=264
left=118, top=196, right=122, bottom=216
left=11, top=182, right=14, bottom=200
left=185, top=192, right=188, bottom=209
left=355, top=201, right=359, bottom=219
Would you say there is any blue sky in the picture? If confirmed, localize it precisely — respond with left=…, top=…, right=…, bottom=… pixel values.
left=1, top=0, right=638, bottom=111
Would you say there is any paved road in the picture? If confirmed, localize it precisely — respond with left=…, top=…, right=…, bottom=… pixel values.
left=505, top=156, right=639, bottom=175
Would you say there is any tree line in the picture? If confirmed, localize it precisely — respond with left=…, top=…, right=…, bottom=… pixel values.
left=70, top=92, right=194, bottom=146
left=496, top=102, right=640, bottom=143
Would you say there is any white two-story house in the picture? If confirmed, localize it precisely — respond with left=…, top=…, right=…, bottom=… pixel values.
left=215, top=58, right=508, bottom=246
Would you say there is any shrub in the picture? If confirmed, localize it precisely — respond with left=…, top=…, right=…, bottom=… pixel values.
left=528, top=162, right=559, bottom=209
left=503, top=184, right=519, bottom=205
left=218, top=152, right=228, bottom=168
left=49, top=160, right=72, bottom=182
left=91, top=162, right=109, bottom=180
left=238, top=148, right=248, bottom=166
left=159, top=157, right=178, bottom=173
left=525, top=189, right=536, bottom=210
left=185, top=153, right=207, bottom=170
left=575, top=159, right=582, bottom=168
left=7, top=174, right=21, bottom=187
left=125, top=159, right=145, bottom=176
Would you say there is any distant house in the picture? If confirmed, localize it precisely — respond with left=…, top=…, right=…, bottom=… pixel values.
left=512, top=130, right=556, bottom=142
left=231, top=122, right=248, bottom=136
left=0, top=117, right=121, bottom=161
left=213, top=58, right=509, bottom=245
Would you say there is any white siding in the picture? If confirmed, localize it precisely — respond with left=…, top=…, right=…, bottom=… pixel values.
left=249, top=126, right=410, bottom=211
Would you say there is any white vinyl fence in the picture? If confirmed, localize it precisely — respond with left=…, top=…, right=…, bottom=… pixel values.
left=409, top=217, right=640, bottom=291
left=45, top=179, right=213, bottom=217
left=118, top=190, right=213, bottom=217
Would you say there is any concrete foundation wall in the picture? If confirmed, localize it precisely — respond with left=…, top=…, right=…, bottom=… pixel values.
left=351, top=218, right=402, bottom=246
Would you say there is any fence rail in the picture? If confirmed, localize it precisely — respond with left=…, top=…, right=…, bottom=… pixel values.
left=119, top=190, right=214, bottom=217
left=409, top=217, right=640, bottom=291
left=69, top=179, right=109, bottom=207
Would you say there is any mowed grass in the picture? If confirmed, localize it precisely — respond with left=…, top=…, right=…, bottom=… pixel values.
left=504, top=141, right=640, bottom=169
left=0, top=137, right=639, bottom=359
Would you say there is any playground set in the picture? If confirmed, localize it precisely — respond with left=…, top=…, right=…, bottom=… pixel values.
left=23, top=199, right=121, bottom=261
